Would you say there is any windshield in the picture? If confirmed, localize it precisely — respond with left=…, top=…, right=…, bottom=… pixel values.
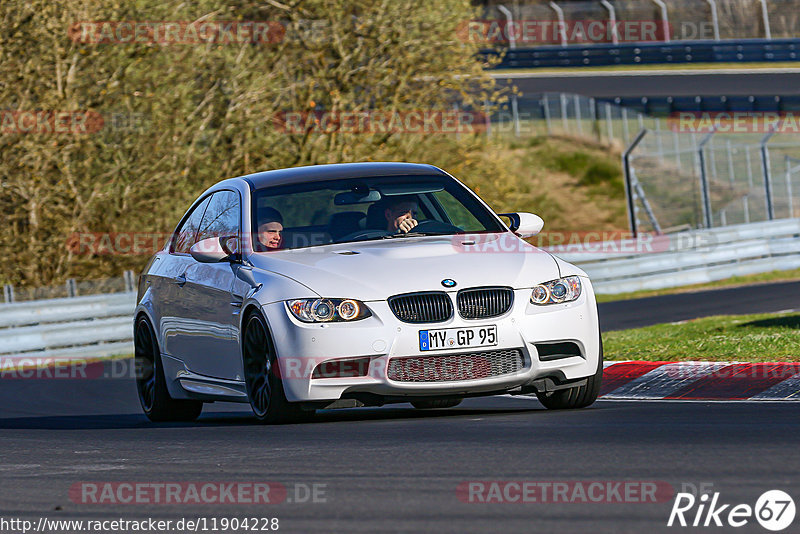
left=251, top=174, right=506, bottom=251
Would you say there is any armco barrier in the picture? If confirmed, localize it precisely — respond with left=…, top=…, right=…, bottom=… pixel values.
left=484, top=38, right=800, bottom=69
left=554, top=218, right=800, bottom=293
left=0, top=293, right=136, bottom=361
left=1, top=218, right=799, bottom=360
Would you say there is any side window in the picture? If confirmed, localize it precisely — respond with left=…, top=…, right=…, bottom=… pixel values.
left=196, top=190, right=241, bottom=250
left=172, top=196, right=211, bottom=254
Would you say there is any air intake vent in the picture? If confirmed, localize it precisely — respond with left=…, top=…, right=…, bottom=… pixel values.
left=457, top=287, right=514, bottom=319
left=388, top=291, right=453, bottom=324
left=388, top=349, right=525, bottom=382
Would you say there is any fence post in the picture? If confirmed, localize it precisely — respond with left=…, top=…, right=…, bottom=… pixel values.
left=600, top=0, right=619, bottom=44
left=549, top=1, right=568, bottom=46
left=706, top=0, right=720, bottom=41
left=743, top=195, right=750, bottom=223
left=511, top=95, right=521, bottom=138
left=573, top=94, right=583, bottom=135
left=745, top=146, right=754, bottom=187
left=542, top=94, right=552, bottom=135
left=3, top=284, right=13, bottom=304
left=759, top=0, right=771, bottom=39
left=655, top=119, right=664, bottom=162
left=621, top=107, right=630, bottom=143
left=124, top=270, right=136, bottom=293
left=760, top=128, right=776, bottom=220
left=726, top=140, right=735, bottom=185
left=785, top=156, right=795, bottom=218
left=560, top=93, right=568, bottom=133
left=589, top=97, right=599, bottom=141
left=632, top=170, right=663, bottom=234
left=604, top=102, right=613, bottom=141
left=698, top=130, right=716, bottom=229
left=497, top=5, right=516, bottom=49
left=672, top=130, right=682, bottom=170
left=708, top=138, right=718, bottom=180
left=622, top=129, right=649, bottom=237
left=651, top=0, right=670, bottom=42
left=67, top=278, right=77, bottom=298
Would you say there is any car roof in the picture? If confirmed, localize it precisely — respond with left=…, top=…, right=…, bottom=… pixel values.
left=238, top=162, right=448, bottom=190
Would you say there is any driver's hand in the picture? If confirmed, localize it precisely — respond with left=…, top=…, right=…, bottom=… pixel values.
left=398, top=218, right=418, bottom=233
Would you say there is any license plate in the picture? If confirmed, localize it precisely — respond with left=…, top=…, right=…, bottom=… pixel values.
left=419, top=325, right=497, bottom=351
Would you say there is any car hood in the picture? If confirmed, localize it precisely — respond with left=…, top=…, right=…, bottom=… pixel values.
left=248, top=233, right=561, bottom=301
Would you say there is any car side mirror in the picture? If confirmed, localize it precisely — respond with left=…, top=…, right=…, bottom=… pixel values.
left=499, top=212, right=544, bottom=238
left=190, top=236, right=237, bottom=263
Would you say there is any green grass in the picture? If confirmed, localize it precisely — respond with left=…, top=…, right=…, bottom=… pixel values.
left=603, top=311, right=800, bottom=362
left=492, top=62, right=800, bottom=75
left=596, top=268, right=800, bottom=303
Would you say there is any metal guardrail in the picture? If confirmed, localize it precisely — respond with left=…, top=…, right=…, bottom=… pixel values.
left=556, top=218, right=800, bottom=293
left=0, top=293, right=136, bottom=360
left=2, top=218, right=799, bottom=359
left=485, top=38, right=800, bottom=69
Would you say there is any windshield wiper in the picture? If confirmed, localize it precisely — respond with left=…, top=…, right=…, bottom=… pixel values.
left=382, top=232, right=443, bottom=239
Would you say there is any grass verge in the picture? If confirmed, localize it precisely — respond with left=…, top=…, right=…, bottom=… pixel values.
left=595, top=268, right=800, bottom=303
left=603, top=311, right=800, bottom=362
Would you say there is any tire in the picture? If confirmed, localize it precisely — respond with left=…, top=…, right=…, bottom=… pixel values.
left=242, top=312, right=312, bottom=424
left=135, top=316, right=203, bottom=422
left=536, top=336, right=604, bottom=410
left=411, top=398, right=463, bottom=409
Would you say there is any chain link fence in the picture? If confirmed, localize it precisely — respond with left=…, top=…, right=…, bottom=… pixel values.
left=484, top=92, right=800, bottom=235
left=480, top=0, right=800, bottom=44
left=625, top=128, right=800, bottom=234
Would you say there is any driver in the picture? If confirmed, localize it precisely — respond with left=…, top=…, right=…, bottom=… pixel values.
left=384, top=196, right=419, bottom=234
left=256, top=207, right=284, bottom=250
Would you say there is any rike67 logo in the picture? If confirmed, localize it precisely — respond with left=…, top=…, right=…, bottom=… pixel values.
left=668, top=489, right=795, bottom=531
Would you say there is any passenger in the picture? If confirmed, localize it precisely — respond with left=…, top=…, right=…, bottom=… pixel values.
left=257, top=207, right=284, bottom=250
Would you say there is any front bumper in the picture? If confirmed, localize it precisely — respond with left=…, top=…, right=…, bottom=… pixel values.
left=263, top=279, right=600, bottom=403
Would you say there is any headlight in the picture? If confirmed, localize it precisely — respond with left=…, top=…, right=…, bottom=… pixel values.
left=530, top=276, right=582, bottom=305
left=287, top=298, right=372, bottom=322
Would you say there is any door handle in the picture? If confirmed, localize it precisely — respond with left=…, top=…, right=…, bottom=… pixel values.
left=173, top=273, right=187, bottom=287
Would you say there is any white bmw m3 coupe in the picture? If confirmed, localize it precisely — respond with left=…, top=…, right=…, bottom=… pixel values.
left=134, top=162, right=602, bottom=423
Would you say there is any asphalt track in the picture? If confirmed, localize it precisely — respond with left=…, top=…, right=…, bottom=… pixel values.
left=1, top=381, right=799, bottom=534
left=1, top=281, right=799, bottom=533
left=495, top=69, right=800, bottom=98
left=599, top=280, right=800, bottom=331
